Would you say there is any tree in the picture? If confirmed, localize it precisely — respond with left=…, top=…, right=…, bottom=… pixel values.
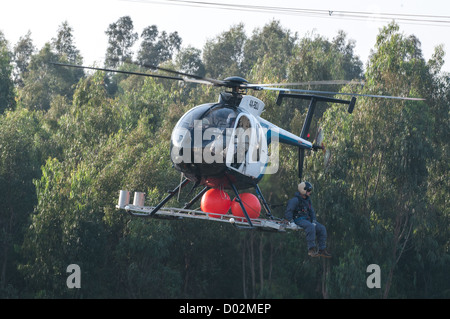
left=175, top=46, right=205, bottom=77
left=408, top=43, right=450, bottom=299
left=20, top=72, right=120, bottom=297
left=16, top=23, right=84, bottom=111
left=18, top=43, right=83, bottom=111
left=243, top=20, right=297, bottom=79
left=288, top=31, right=363, bottom=83
left=203, top=23, right=247, bottom=79
left=22, top=156, right=113, bottom=298
left=105, top=16, right=138, bottom=68
left=137, top=25, right=182, bottom=67
left=331, top=30, right=363, bottom=80
left=0, top=108, right=44, bottom=297
left=0, top=31, right=15, bottom=113
left=13, top=31, right=35, bottom=87
left=52, top=21, right=82, bottom=64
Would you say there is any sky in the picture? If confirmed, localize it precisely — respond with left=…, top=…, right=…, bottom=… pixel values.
left=1, top=0, right=450, bottom=74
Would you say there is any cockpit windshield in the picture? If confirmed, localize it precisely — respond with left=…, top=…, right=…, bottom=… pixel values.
left=175, top=104, right=237, bottom=131
left=201, top=107, right=237, bottom=130
left=175, top=103, right=212, bottom=129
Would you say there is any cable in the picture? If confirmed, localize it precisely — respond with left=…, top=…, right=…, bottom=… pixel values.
left=122, top=0, right=450, bottom=27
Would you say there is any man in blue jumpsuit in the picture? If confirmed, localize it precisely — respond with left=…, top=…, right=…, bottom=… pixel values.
left=285, top=182, right=331, bottom=258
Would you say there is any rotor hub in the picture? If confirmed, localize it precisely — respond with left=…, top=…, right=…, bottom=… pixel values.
left=223, top=76, right=248, bottom=90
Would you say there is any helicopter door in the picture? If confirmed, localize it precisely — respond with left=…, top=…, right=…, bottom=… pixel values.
left=226, top=114, right=265, bottom=178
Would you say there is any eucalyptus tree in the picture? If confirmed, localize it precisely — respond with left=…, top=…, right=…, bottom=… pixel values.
left=105, top=16, right=138, bottom=68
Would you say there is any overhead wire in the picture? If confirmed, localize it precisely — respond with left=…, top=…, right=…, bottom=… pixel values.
left=121, top=0, right=450, bottom=27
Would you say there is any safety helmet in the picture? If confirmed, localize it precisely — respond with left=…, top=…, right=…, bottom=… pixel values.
left=298, top=181, right=313, bottom=195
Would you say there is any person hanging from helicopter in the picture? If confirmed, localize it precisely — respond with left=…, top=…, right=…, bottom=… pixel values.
left=285, top=182, right=331, bottom=258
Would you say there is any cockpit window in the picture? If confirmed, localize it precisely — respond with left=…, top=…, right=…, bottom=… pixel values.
left=175, top=104, right=237, bottom=130
left=176, top=103, right=213, bottom=129
left=202, top=107, right=237, bottom=130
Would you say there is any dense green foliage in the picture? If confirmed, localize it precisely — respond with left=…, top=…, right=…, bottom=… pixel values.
left=0, top=19, right=448, bottom=298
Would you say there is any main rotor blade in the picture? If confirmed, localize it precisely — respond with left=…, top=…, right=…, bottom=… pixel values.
left=51, top=62, right=186, bottom=81
left=137, top=61, right=225, bottom=86
left=103, top=58, right=226, bottom=87
left=247, top=80, right=365, bottom=88
left=261, top=87, right=425, bottom=101
left=53, top=62, right=225, bottom=87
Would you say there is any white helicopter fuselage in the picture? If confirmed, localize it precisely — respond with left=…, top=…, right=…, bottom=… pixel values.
left=170, top=93, right=313, bottom=189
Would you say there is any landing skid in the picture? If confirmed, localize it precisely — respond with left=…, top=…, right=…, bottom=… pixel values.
left=116, top=189, right=301, bottom=232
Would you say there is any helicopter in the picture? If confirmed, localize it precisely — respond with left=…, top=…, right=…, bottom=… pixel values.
left=53, top=62, right=424, bottom=231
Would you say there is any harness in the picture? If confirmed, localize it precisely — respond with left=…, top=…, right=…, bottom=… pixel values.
left=294, top=197, right=311, bottom=221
